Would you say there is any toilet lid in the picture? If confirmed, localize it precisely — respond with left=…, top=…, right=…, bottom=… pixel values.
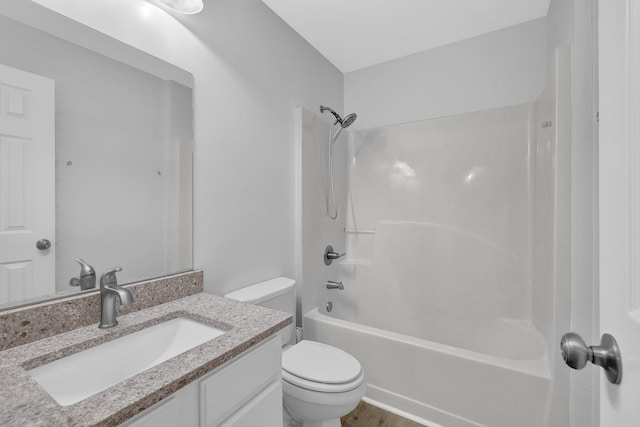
left=282, top=368, right=364, bottom=393
left=282, top=340, right=362, bottom=384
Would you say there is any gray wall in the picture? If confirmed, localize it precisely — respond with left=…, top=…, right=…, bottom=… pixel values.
left=4, top=0, right=344, bottom=296
left=344, top=18, right=547, bottom=129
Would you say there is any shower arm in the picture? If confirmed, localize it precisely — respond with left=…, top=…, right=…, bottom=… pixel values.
left=320, top=105, right=343, bottom=125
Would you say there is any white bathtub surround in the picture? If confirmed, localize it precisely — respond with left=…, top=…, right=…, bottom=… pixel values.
left=295, top=108, right=348, bottom=319
left=530, top=45, right=573, bottom=425
left=346, top=221, right=544, bottom=360
left=153, top=0, right=204, bottom=15
left=336, top=103, right=537, bottom=365
left=346, top=103, right=531, bottom=265
left=297, top=46, right=572, bottom=426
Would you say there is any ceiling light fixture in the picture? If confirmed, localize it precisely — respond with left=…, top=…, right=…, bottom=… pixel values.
left=155, top=0, right=203, bottom=14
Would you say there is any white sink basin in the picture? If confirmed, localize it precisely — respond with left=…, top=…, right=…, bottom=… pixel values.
left=28, top=317, right=225, bottom=406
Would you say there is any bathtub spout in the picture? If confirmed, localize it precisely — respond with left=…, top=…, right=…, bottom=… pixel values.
left=326, top=281, right=344, bottom=290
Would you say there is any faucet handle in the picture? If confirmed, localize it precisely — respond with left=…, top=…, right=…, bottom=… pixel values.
left=100, top=267, right=123, bottom=287
left=75, top=258, right=95, bottom=277
left=69, top=258, right=97, bottom=290
left=324, top=245, right=347, bottom=265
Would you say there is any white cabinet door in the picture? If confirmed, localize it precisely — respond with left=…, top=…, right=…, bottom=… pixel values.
left=599, top=1, right=640, bottom=425
left=0, top=63, right=55, bottom=304
left=200, top=337, right=281, bottom=427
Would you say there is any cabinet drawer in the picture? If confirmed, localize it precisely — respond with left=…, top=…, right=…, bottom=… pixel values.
left=200, top=336, right=281, bottom=427
left=124, top=396, right=180, bottom=427
left=220, top=380, right=282, bottom=427
left=121, top=378, right=199, bottom=427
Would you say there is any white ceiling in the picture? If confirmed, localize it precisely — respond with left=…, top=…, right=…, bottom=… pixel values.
left=261, top=0, right=551, bottom=73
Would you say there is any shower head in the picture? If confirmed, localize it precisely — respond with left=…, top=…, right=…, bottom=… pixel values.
left=341, top=113, right=357, bottom=128
left=320, top=105, right=357, bottom=128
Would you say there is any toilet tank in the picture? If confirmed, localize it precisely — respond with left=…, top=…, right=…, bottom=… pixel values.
left=225, top=277, right=296, bottom=346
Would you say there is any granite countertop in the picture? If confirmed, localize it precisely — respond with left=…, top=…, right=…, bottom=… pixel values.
left=0, top=293, right=291, bottom=427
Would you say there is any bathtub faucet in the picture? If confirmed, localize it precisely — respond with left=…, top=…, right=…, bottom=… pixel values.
left=326, top=280, right=344, bottom=290
left=324, top=245, right=346, bottom=266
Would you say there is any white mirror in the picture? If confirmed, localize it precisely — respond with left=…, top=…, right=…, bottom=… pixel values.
left=0, top=5, right=194, bottom=309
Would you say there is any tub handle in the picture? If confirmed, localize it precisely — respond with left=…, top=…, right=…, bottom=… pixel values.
left=324, top=245, right=346, bottom=265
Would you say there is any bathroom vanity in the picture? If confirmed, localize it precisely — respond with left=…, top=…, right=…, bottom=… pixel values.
left=123, top=336, right=282, bottom=427
left=0, top=290, right=290, bottom=426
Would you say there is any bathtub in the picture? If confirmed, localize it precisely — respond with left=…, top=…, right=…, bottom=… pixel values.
left=303, top=308, right=552, bottom=427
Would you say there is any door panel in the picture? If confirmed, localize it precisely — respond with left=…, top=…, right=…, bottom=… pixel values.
left=0, top=63, right=55, bottom=303
left=1, top=135, right=31, bottom=233
left=0, top=261, right=33, bottom=303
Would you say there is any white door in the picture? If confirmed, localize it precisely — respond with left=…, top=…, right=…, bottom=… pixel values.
left=599, top=1, right=640, bottom=425
left=0, top=63, right=55, bottom=304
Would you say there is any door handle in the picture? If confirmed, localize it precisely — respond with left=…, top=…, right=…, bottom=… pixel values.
left=560, top=332, right=622, bottom=384
left=36, top=239, right=52, bottom=251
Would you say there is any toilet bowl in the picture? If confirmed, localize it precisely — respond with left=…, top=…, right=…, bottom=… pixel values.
left=281, top=340, right=365, bottom=427
left=224, top=277, right=365, bottom=427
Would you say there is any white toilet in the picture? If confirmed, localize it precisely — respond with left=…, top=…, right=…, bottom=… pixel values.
left=225, top=277, right=365, bottom=427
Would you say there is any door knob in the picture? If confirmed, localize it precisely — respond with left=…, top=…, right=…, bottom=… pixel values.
left=560, top=332, right=622, bottom=384
left=36, top=239, right=52, bottom=250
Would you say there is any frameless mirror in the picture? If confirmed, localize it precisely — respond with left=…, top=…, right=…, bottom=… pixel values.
left=0, top=5, right=193, bottom=309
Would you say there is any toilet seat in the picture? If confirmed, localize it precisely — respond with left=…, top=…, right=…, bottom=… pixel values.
left=282, top=369, right=364, bottom=393
left=282, top=340, right=364, bottom=393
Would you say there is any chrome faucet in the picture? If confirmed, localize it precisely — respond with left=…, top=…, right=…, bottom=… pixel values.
left=99, top=267, right=134, bottom=329
left=326, top=280, right=344, bottom=290
left=69, top=258, right=96, bottom=290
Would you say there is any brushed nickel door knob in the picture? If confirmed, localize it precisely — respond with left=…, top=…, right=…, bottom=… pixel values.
left=36, top=239, right=52, bottom=250
left=561, top=332, right=622, bottom=384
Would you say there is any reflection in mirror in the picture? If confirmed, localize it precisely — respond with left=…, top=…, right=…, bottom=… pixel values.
left=0, top=13, right=193, bottom=309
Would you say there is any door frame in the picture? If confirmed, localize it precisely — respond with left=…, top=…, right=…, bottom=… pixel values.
left=569, top=0, right=599, bottom=426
